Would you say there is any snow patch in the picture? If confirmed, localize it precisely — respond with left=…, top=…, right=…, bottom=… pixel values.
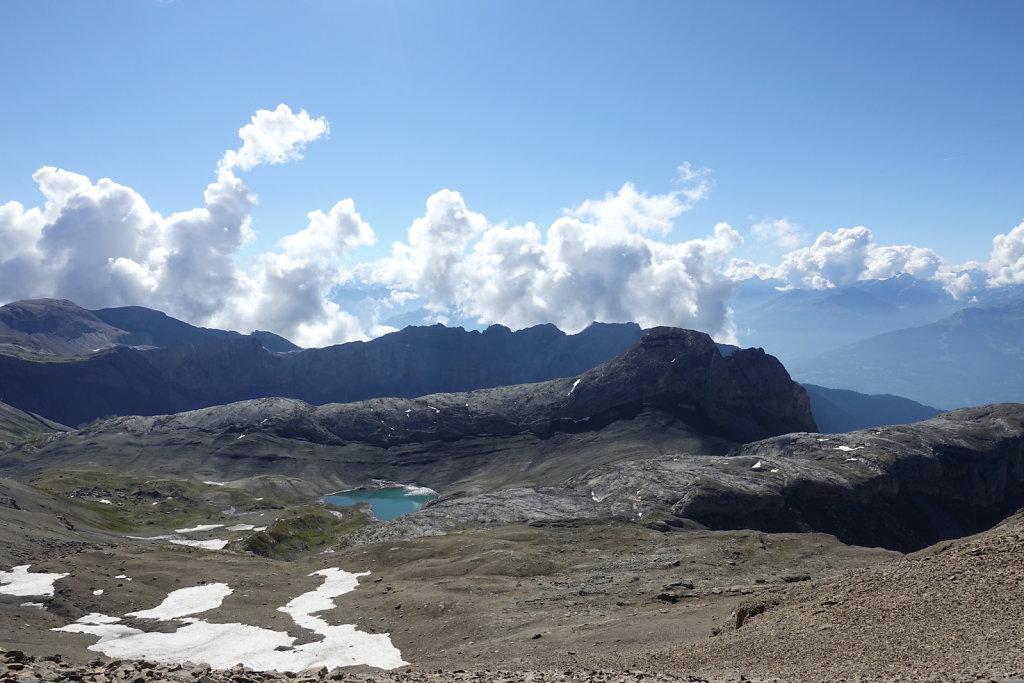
left=77, top=613, right=121, bottom=625
left=128, top=583, right=232, bottom=620
left=93, top=589, right=104, bottom=596
left=567, top=378, right=581, bottom=396
left=226, top=524, right=256, bottom=531
left=56, top=568, right=406, bottom=671
left=402, top=485, right=436, bottom=496
left=751, top=460, right=765, bottom=470
left=98, top=499, right=113, bottom=505
left=0, top=565, right=69, bottom=597
left=834, top=445, right=865, bottom=452
left=203, top=481, right=227, bottom=487
left=174, top=524, right=224, bottom=534
left=169, top=539, right=229, bottom=550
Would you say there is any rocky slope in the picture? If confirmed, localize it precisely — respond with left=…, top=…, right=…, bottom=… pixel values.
left=0, top=401, right=67, bottom=447
left=355, top=403, right=1024, bottom=553
left=0, top=328, right=815, bottom=495
left=569, top=403, right=1024, bottom=551
left=603, top=507, right=1024, bottom=682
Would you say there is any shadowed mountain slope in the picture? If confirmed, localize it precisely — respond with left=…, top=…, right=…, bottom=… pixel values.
left=800, top=383, right=940, bottom=432
left=0, top=312, right=646, bottom=425
left=792, top=298, right=1024, bottom=409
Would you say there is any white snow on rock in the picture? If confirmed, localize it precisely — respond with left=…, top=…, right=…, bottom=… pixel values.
left=76, top=613, right=121, bottom=625
left=168, top=539, right=229, bottom=550
left=98, top=499, right=113, bottom=505
left=567, top=378, right=581, bottom=396
left=226, top=524, right=256, bottom=531
left=128, top=583, right=233, bottom=620
left=20, top=602, right=46, bottom=610
left=55, top=568, right=407, bottom=671
left=0, top=565, right=69, bottom=597
left=202, top=481, right=227, bottom=487
left=402, top=485, right=436, bottom=496
left=174, top=524, right=224, bottom=534
left=93, top=589, right=104, bottom=596
left=834, top=445, right=865, bottom=452
left=751, top=460, right=765, bottom=470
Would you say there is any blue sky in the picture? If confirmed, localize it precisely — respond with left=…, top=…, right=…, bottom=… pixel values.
left=1, top=1, right=1023, bottom=345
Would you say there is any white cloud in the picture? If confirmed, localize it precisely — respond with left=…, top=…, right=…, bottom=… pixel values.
left=750, top=217, right=807, bottom=251
left=986, top=219, right=1024, bottom=285
left=0, top=105, right=376, bottom=348
left=734, top=225, right=958, bottom=294
left=218, top=104, right=328, bottom=173
left=372, top=189, right=488, bottom=316
left=368, top=175, right=743, bottom=342
left=280, top=199, right=375, bottom=259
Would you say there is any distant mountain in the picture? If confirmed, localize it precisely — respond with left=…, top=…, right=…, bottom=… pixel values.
left=0, top=299, right=298, bottom=359
left=0, top=298, right=953, bottom=432
left=91, top=305, right=298, bottom=352
left=0, top=299, right=132, bottom=358
left=792, top=299, right=1024, bottom=409
left=732, top=275, right=961, bottom=364
left=0, top=312, right=647, bottom=425
left=801, top=384, right=940, bottom=432
left=2, top=328, right=816, bottom=493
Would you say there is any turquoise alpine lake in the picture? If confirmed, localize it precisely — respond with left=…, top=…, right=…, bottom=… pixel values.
left=322, top=487, right=438, bottom=521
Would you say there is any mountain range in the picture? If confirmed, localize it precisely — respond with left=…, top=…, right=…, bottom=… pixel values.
left=0, top=298, right=938, bottom=432
left=792, top=298, right=1024, bottom=408
left=1, top=296, right=1023, bottom=679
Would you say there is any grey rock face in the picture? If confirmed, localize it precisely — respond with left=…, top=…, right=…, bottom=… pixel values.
left=571, top=403, right=1024, bottom=551
left=94, top=327, right=815, bottom=448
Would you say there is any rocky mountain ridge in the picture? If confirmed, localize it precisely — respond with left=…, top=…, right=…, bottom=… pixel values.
left=0, top=299, right=295, bottom=360
left=1, top=328, right=814, bottom=495
left=0, top=299, right=938, bottom=433
left=356, top=403, right=1024, bottom=553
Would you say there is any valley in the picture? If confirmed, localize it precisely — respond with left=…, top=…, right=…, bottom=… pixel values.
left=1, top=300, right=1022, bottom=681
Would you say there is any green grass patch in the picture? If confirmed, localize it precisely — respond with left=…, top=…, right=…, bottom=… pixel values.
left=237, top=506, right=370, bottom=560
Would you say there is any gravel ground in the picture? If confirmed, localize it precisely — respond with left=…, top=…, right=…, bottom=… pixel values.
left=598, top=510, right=1024, bottom=683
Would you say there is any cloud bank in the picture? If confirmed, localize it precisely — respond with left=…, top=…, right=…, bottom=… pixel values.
left=1, top=104, right=1022, bottom=348
left=372, top=170, right=742, bottom=341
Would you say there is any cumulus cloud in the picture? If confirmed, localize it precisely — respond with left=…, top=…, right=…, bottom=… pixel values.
left=986, top=219, right=1024, bottom=286
left=750, top=217, right=807, bottom=251
left=280, top=199, right=376, bottom=259
left=369, top=173, right=743, bottom=341
left=218, top=104, right=328, bottom=173
left=731, top=225, right=959, bottom=294
left=0, top=105, right=373, bottom=348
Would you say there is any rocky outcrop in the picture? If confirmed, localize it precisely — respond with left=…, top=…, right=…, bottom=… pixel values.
left=87, top=327, right=815, bottom=448
left=1, top=329, right=813, bottom=499
left=571, top=403, right=1024, bottom=551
